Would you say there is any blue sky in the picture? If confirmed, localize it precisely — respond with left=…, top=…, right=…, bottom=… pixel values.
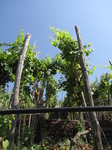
left=0, top=1, right=112, bottom=97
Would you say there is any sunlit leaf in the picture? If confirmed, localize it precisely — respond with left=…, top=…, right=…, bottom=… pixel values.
left=2, top=140, right=9, bottom=149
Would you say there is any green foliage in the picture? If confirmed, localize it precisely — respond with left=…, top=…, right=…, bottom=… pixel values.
left=88, top=65, right=96, bottom=75
left=45, top=75, right=59, bottom=107
left=29, top=144, right=41, bottom=150
left=0, top=29, right=24, bottom=85
left=1, top=26, right=110, bottom=149
left=0, top=88, right=11, bottom=139
left=21, top=44, right=39, bottom=85
left=50, top=27, right=94, bottom=106
left=0, top=27, right=95, bottom=109
left=0, top=86, right=10, bottom=109
left=57, top=139, right=70, bottom=149
left=0, top=115, right=11, bottom=139
left=31, top=137, right=70, bottom=150
left=5, top=137, right=70, bottom=150
left=2, top=140, right=9, bottom=150
left=0, top=29, right=39, bottom=88
left=91, top=73, right=112, bottom=105
left=21, top=147, right=28, bottom=150
left=77, top=118, right=84, bottom=132
left=20, top=126, right=33, bottom=147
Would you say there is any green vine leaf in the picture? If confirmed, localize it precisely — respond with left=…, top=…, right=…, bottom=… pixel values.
left=2, top=140, right=9, bottom=149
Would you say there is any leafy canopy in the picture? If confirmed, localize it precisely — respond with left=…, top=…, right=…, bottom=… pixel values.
left=50, top=27, right=95, bottom=106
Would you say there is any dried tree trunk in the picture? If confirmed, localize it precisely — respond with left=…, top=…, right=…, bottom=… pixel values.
left=12, top=33, right=31, bottom=109
left=75, top=26, right=103, bottom=150
left=9, top=33, right=31, bottom=145
left=70, top=129, right=91, bottom=150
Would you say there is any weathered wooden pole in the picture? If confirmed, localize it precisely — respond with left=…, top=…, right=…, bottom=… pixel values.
left=75, top=26, right=103, bottom=150
left=12, top=33, right=31, bottom=109
left=10, top=33, right=31, bottom=146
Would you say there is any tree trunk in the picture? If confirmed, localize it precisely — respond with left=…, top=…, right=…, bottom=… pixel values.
left=10, top=33, right=31, bottom=145
left=75, top=26, right=103, bottom=150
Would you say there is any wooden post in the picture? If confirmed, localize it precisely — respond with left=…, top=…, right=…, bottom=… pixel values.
left=10, top=33, right=31, bottom=146
left=12, top=33, right=31, bottom=109
left=75, top=26, right=103, bottom=150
